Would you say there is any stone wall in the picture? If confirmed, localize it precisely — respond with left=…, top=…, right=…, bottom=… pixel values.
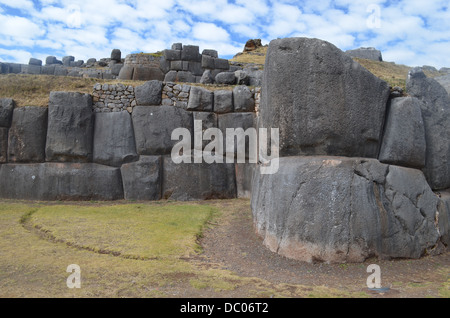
left=252, top=37, right=450, bottom=263
left=0, top=79, right=258, bottom=202
left=92, top=81, right=261, bottom=115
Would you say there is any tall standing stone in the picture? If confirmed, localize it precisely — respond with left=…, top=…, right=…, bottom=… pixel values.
left=45, top=92, right=94, bottom=162
left=8, top=106, right=48, bottom=163
left=406, top=68, right=450, bottom=190
left=260, top=37, right=390, bottom=158
left=121, top=156, right=162, bottom=201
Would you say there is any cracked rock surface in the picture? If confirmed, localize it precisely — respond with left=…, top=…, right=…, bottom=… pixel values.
left=251, top=156, right=445, bottom=263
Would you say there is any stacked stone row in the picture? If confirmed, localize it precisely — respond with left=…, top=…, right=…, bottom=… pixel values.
left=92, top=83, right=136, bottom=113
left=0, top=78, right=258, bottom=201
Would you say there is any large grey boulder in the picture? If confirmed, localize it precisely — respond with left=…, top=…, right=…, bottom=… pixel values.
left=93, top=111, right=138, bottom=167
left=0, top=128, right=7, bottom=163
left=8, top=106, right=48, bottom=163
left=111, top=49, right=121, bottom=62
left=214, top=90, right=233, bottom=114
left=200, top=70, right=214, bottom=84
left=379, top=97, right=426, bottom=168
left=62, top=56, right=75, bottom=66
left=236, top=163, right=255, bottom=199
left=0, top=98, right=15, bottom=128
left=28, top=58, right=42, bottom=66
left=187, top=86, right=213, bottom=111
left=193, top=111, right=218, bottom=151
left=406, top=68, right=450, bottom=190
left=162, top=155, right=236, bottom=201
left=251, top=156, right=442, bottom=263
left=117, top=64, right=134, bottom=80
left=233, top=85, right=255, bottom=112
left=181, top=45, right=200, bottom=62
left=215, top=72, right=236, bottom=85
left=135, top=80, right=163, bottom=106
left=434, top=74, right=450, bottom=96
left=132, top=66, right=165, bottom=81
left=345, top=47, right=383, bottom=61
left=121, top=156, right=162, bottom=201
left=45, top=92, right=94, bottom=162
left=0, top=163, right=124, bottom=201
left=41, top=65, right=56, bottom=75
left=132, top=106, right=193, bottom=155
left=260, top=37, right=390, bottom=158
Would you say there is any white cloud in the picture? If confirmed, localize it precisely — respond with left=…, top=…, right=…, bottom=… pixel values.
left=0, top=48, right=32, bottom=63
left=192, top=22, right=230, bottom=42
left=0, top=0, right=34, bottom=11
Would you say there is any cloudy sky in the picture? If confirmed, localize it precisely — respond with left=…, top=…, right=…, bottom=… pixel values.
left=0, top=0, right=449, bottom=68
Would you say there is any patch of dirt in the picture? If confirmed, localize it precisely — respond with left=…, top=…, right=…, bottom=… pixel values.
left=196, top=199, right=450, bottom=298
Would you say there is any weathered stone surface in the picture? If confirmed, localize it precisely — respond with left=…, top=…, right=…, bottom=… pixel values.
left=135, top=80, right=163, bottom=106
left=7, top=63, right=22, bottom=74
left=214, top=90, right=233, bottom=114
left=23, top=64, right=41, bottom=75
left=162, top=155, right=236, bottom=201
left=164, top=49, right=181, bottom=61
left=45, top=56, right=59, bottom=65
left=406, top=68, right=450, bottom=190
left=132, top=66, right=165, bottom=81
left=181, top=45, right=200, bottom=62
left=0, top=163, right=123, bottom=201
left=214, top=58, right=229, bottom=70
left=233, top=85, right=255, bottom=112
left=379, top=97, right=426, bottom=168
left=202, top=49, right=218, bottom=58
left=121, top=155, right=162, bottom=201
left=438, top=190, right=450, bottom=246
left=110, top=63, right=123, bottom=76
left=187, top=86, right=213, bottom=111
left=345, top=47, right=383, bottom=61
left=251, top=156, right=442, bottom=263
left=93, top=111, right=138, bottom=167
left=218, top=112, right=256, bottom=160
left=54, top=65, right=68, bottom=76
left=260, top=37, right=390, bottom=158
left=215, top=72, right=236, bottom=85
left=235, top=70, right=250, bottom=85
left=193, top=111, right=217, bottom=151
left=41, top=65, right=56, bottom=75
left=236, top=162, right=255, bottom=199
left=117, top=64, right=134, bottom=80
left=132, top=106, right=193, bottom=155
left=45, top=92, right=94, bottom=162
left=201, top=55, right=215, bottom=69
left=171, top=43, right=182, bottom=50
left=200, top=70, right=214, bottom=84
left=8, top=107, right=48, bottom=163
left=0, top=98, right=15, bottom=128
left=0, top=128, right=7, bottom=163
left=434, top=74, right=450, bottom=96
left=29, top=58, right=42, bottom=66
left=111, top=49, right=121, bottom=62
left=62, top=56, right=75, bottom=66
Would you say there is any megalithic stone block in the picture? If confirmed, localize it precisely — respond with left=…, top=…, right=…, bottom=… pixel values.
left=121, top=156, right=162, bottom=201
left=0, top=98, right=15, bottom=128
left=260, top=37, right=390, bottom=158
left=132, top=106, right=193, bottom=155
left=162, top=155, right=236, bottom=201
left=45, top=92, right=94, bottom=162
left=0, top=163, right=124, bottom=201
left=8, top=106, right=48, bottom=163
left=93, top=111, right=138, bottom=167
left=0, top=128, right=7, bottom=163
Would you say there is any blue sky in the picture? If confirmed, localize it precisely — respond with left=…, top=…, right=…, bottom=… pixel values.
left=0, top=0, right=449, bottom=68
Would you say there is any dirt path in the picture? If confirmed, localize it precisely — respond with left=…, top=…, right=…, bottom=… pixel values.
left=197, top=199, right=450, bottom=298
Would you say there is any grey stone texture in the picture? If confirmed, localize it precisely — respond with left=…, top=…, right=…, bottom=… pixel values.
left=214, top=90, right=233, bottom=114
left=406, top=67, right=450, bottom=190
left=187, top=86, right=213, bottom=111
left=62, top=56, right=75, bottom=66
left=438, top=190, right=450, bottom=246
left=181, top=45, right=200, bottom=62
left=345, top=47, right=383, bottom=61
left=135, top=80, right=163, bottom=106
left=132, top=106, right=193, bottom=155
left=379, top=97, right=426, bottom=168
left=434, top=74, right=450, bottom=96
left=236, top=162, right=255, bottom=199
left=200, top=70, right=214, bottom=84
left=121, top=155, right=162, bottom=201
left=7, top=106, right=48, bottom=163
left=260, top=37, right=390, bottom=158
left=218, top=112, right=256, bottom=160
left=29, top=58, right=42, bottom=66
left=162, top=155, right=236, bottom=201
left=0, top=98, right=15, bottom=128
left=233, top=85, right=255, bottom=112
left=93, top=111, right=138, bottom=167
left=0, top=163, right=124, bottom=201
left=215, top=72, right=236, bottom=85
left=251, top=156, right=442, bottom=263
left=45, top=92, right=94, bottom=163
left=111, top=49, right=122, bottom=62
left=0, top=128, right=7, bottom=163
left=132, top=66, right=165, bottom=81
